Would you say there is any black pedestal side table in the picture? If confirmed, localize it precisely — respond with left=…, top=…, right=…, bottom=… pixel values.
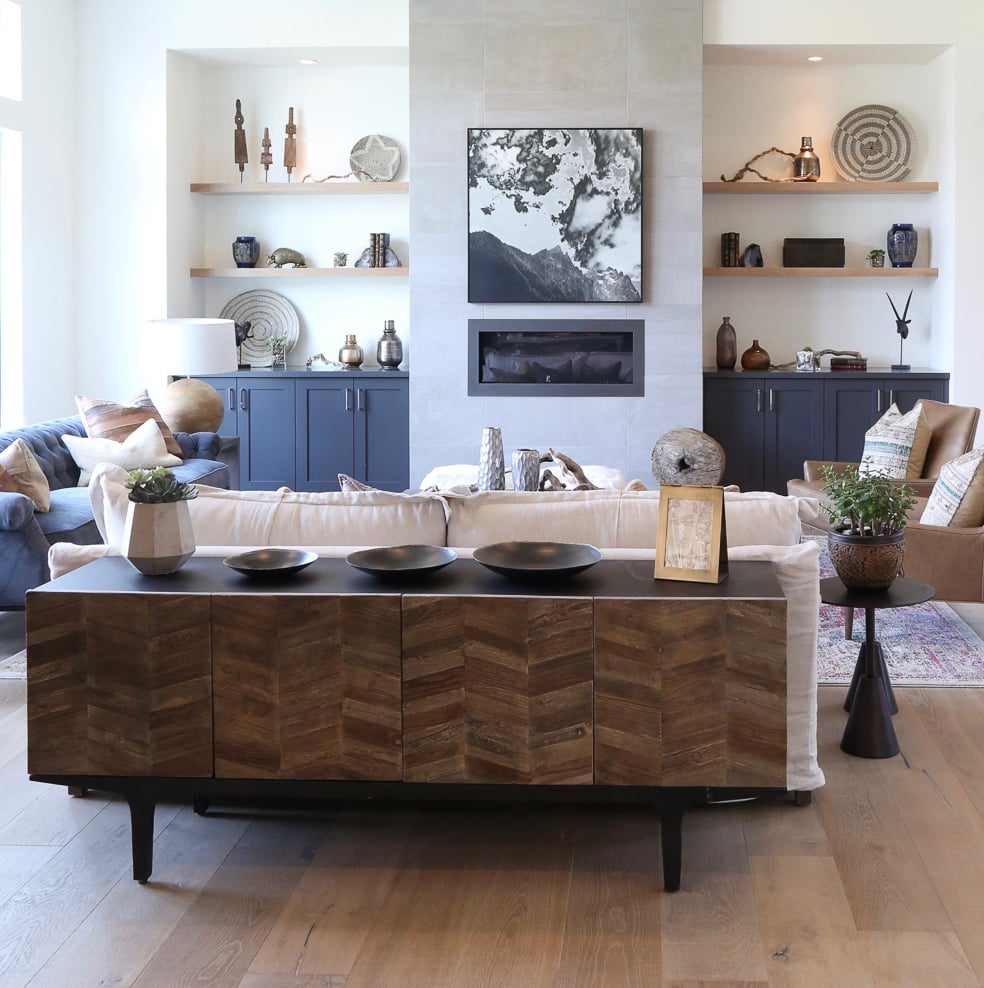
left=819, top=576, right=935, bottom=759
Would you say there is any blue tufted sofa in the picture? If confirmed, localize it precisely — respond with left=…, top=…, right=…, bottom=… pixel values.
left=0, top=415, right=229, bottom=608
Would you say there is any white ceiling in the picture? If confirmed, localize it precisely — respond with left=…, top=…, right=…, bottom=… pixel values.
left=704, top=44, right=950, bottom=66
left=176, top=46, right=409, bottom=69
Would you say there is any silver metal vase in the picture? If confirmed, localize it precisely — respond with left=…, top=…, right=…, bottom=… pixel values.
left=511, top=448, right=540, bottom=491
left=477, top=426, right=505, bottom=491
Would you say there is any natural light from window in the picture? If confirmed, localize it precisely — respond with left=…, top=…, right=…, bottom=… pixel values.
left=0, top=0, right=21, bottom=101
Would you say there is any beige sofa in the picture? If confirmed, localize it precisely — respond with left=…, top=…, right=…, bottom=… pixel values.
left=49, top=462, right=825, bottom=793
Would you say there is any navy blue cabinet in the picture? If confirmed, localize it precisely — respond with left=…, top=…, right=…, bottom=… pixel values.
left=192, top=371, right=410, bottom=492
left=703, top=369, right=949, bottom=494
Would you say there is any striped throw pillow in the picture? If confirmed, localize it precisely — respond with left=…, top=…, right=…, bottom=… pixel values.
left=920, top=448, right=984, bottom=527
left=76, top=390, right=184, bottom=458
left=857, top=403, right=930, bottom=480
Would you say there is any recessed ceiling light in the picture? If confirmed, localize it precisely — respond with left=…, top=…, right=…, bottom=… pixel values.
left=807, top=55, right=823, bottom=62
left=299, top=58, right=318, bottom=65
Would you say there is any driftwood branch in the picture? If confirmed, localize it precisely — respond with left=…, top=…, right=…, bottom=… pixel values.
left=721, top=146, right=818, bottom=183
left=769, top=348, right=863, bottom=370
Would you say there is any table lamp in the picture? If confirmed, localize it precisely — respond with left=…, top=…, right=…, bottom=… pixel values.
left=152, top=318, right=238, bottom=433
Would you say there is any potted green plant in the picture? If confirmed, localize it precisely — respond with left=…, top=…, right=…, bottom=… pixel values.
left=269, top=334, right=289, bottom=368
left=865, top=248, right=886, bottom=268
left=819, top=463, right=916, bottom=589
left=121, top=467, right=198, bottom=575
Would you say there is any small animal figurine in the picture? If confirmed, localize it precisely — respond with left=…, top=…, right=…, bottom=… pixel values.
left=739, top=243, right=763, bottom=267
left=266, top=247, right=307, bottom=268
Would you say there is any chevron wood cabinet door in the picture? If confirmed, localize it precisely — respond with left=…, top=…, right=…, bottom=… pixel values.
left=27, top=591, right=212, bottom=777
left=594, top=597, right=787, bottom=787
left=401, top=595, right=594, bottom=784
left=212, top=594, right=403, bottom=780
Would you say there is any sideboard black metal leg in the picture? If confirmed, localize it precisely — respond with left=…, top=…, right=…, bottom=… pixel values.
left=193, top=793, right=210, bottom=815
left=126, top=791, right=157, bottom=883
left=660, top=807, right=683, bottom=892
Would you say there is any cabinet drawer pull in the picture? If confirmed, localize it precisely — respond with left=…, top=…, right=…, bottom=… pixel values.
left=756, top=388, right=762, bottom=413
left=240, top=388, right=247, bottom=411
left=356, top=388, right=364, bottom=412
left=876, top=390, right=882, bottom=413
left=769, top=388, right=775, bottom=412
left=889, top=389, right=896, bottom=406
left=227, top=388, right=235, bottom=411
left=345, top=388, right=352, bottom=412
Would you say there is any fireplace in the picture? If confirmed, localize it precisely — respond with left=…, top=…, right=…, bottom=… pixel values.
left=468, top=319, right=644, bottom=397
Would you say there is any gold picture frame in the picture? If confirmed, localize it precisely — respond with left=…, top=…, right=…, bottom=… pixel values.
left=654, top=484, right=729, bottom=584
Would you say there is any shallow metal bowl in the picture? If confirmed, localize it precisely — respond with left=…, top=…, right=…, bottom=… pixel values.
left=472, top=541, right=602, bottom=580
left=346, top=544, right=457, bottom=578
left=223, top=548, right=319, bottom=577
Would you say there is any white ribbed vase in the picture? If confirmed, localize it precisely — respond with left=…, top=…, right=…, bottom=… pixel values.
left=477, top=426, right=505, bottom=491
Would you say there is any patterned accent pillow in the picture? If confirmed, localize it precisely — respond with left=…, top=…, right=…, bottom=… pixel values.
left=62, top=417, right=182, bottom=486
left=75, top=390, right=184, bottom=458
left=857, top=403, right=931, bottom=480
left=0, top=438, right=51, bottom=511
left=338, top=473, right=375, bottom=492
left=920, top=448, right=984, bottom=527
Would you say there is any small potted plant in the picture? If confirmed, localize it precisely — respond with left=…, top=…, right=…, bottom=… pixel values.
left=865, top=248, right=886, bottom=268
left=269, top=334, right=289, bottom=369
left=819, top=463, right=915, bottom=589
left=121, top=467, right=198, bottom=575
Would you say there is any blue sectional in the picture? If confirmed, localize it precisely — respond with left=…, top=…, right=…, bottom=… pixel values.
left=0, top=415, right=229, bottom=608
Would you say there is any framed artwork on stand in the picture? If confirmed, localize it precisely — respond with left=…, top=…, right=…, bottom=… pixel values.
left=654, top=485, right=729, bottom=584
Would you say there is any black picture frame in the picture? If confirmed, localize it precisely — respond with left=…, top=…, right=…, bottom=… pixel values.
left=467, top=128, right=643, bottom=304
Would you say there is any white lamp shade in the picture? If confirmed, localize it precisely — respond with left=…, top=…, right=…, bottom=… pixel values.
left=150, top=318, right=238, bottom=375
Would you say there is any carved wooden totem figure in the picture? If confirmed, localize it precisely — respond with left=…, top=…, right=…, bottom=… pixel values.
left=261, top=127, right=272, bottom=181
left=234, top=99, right=248, bottom=181
left=284, top=107, right=297, bottom=181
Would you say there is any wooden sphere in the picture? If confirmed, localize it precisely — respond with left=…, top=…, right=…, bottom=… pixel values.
left=651, top=428, right=726, bottom=486
left=157, top=378, right=224, bottom=433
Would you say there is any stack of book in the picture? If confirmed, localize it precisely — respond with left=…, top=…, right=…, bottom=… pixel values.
left=830, top=356, right=868, bottom=372
left=720, top=232, right=739, bottom=267
left=370, top=233, right=390, bottom=267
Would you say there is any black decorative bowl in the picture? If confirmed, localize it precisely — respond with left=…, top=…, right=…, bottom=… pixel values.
left=346, top=544, right=457, bottom=578
left=223, top=548, right=318, bottom=577
left=472, top=541, right=602, bottom=580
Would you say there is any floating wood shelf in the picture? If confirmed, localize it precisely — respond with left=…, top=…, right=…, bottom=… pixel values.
left=191, top=181, right=409, bottom=195
left=702, top=181, right=938, bottom=195
left=190, top=266, right=409, bottom=278
left=703, top=266, right=938, bottom=278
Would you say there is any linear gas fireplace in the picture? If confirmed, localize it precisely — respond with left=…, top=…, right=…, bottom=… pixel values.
left=468, top=319, right=644, bottom=397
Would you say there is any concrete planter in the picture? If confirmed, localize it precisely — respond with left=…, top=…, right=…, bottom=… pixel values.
left=121, top=500, right=195, bottom=576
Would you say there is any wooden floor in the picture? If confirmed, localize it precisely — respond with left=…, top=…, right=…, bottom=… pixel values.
left=0, top=680, right=983, bottom=986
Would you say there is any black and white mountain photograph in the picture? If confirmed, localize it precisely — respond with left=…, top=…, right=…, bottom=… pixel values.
left=467, top=128, right=643, bottom=303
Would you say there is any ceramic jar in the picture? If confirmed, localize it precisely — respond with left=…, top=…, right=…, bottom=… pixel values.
left=511, top=448, right=541, bottom=491
left=477, top=426, right=505, bottom=491
left=232, top=236, right=260, bottom=268
left=887, top=223, right=918, bottom=268
left=740, top=339, right=771, bottom=370
left=715, top=317, right=737, bottom=369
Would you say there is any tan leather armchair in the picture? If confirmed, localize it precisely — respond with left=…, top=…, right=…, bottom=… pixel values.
left=903, top=499, right=984, bottom=602
left=787, top=399, right=980, bottom=502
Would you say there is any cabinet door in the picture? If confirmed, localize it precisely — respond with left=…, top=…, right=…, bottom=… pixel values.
left=702, top=376, right=766, bottom=493
left=357, top=379, right=410, bottom=491
left=238, top=378, right=295, bottom=489
left=195, top=375, right=239, bottom=436
left=295, top=379, right=355, bottom=492
left=883, top=376, right=948, bottom=413
left=762, top=380, right=824, bottom=494
left=822, top=378, right=880, bottom=462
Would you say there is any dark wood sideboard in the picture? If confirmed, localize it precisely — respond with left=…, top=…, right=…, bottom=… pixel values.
left=703, top=368, right=949, bottom=494
left=26, top=556, right=790, bottom=891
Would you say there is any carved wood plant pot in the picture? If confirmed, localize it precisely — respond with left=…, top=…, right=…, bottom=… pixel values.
left=827, top=528, right=905, bottom=590
left=121, top=500, right=196, bottom=576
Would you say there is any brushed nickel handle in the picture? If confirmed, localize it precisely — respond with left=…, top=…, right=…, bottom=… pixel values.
left=345, top=388, right=352, bottom=412
left=356, top=388, right=365, bottom=412
left=239, top=388, right=247, bottom=411
left=889, top=389, right=896, bottom=406
left=227, top=388, right=235, bottom=410
left=769, top=388, right=775, bottom=412
left=876, top=390, right=882, bottom=413
left=756, top=388, right=762, bottom=413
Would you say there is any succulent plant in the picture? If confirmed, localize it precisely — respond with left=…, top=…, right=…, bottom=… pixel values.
left=125, top=467, right=198, bottom=504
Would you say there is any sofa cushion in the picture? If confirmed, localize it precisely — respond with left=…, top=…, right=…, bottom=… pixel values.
left=76, top=390, right=184, bottom=458
left=37, top=487, right=103, bottom=544
left=858, top=403, right=931, bottom=479
left=919, top=447, right=984, bottom=527
left=172, top=458, right=230, bottom=488
left=62, top=418, right=182, bottom=485
left=0, top=438, right=51, bottom=511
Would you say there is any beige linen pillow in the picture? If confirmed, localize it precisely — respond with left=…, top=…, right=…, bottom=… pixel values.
left=0, top=438, right=51, bottom=511
left=919, top=448, right=984, bottom=527
left=857, top=403, right=931, bottom=480
left=62, top=417, right=182, bottom=486
left=75, top=390, right=184, bottom=458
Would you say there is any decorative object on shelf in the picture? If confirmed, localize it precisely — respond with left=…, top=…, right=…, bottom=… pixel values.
left=719, top=144, right=814, bottom=183
left=740, top=339, right=770, bottom=370
left=715, top=316, right=737, bottom=369
left=720, top=232, right=739, bottom=266
left=305, top=352, right=345, bottom=370
left=349, top=134, right=402, bottom=182
left=260, top=127, right=272, bottom=181
left=886, top=289, right=913, bottom=371
left=472, top=540, right=601, bottom=580
left=866, top=248, right=886, bottom=268
left=269, top=334, right=288, bottom=370
left=468, top=127, right=642, bottom=303
left=830, top=104, right=917, bottom=182
left=376, top=320, right=404, bottom=370
left=796, top=348, right=818, bottom=372
left=477, top=426, right=505, bottom=491
left=793, top=136, right=821, bottom=181
left=783, top=238, right=844, bottom=268
left=121, top=467, right=198, bottom=576
left=234, top=320, right=253, bottom=369
left=224, top=547, right=318, bottom=578
left=333, top=252, right=348, bottom=268
left=283, top=107, right=297, bottom=182
left=739, top=243, right=763, bottom=267
left=234, top=99, right=248, bottom=182
left=819, top=463, right=915, bottom=590
left=829, top=355, right=868, bottom=372
left=354, top=233, right=401, bottom=268
left=650, top=429, right=725, bottom=486
left=886, top=222, right=918, bottom=267
left=232, top=236, right=260, bottom=268
left=219, top=290, right=300, bottom=367
left=654, top=484, right=728, bottom=584
left=266, top=247, right=307, bottom=268
left=511, top=448, right=541, bottom=492
left=151, top=317, right=238, bottom=432
left=338, top=334, right=364, bottom=370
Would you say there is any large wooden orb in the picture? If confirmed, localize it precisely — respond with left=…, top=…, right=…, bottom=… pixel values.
left=157, top=378, right=225, bottom=433
left=651, top=428, right=726, bottom=486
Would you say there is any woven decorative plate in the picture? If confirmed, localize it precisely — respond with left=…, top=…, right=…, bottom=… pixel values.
left=349, top=134, right=401, bottom=182
left=219, top=290, right=299, bottom=367
left=830, top=104, right=917, bottom=182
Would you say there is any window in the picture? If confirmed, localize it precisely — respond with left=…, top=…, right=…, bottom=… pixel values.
left=0, top=0, right=21, bottom=101
left=0, top=0, right=21, bottom=424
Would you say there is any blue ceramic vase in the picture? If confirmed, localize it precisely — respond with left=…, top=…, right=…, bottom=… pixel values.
left=232, top=236, right=260, bottom=268
left=886, top=223, right=917, bottom=268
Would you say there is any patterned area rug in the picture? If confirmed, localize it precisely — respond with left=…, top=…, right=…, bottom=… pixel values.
left=0, top=649, right=26, bottom=680
left=812, top=537, right=984, bottom=686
